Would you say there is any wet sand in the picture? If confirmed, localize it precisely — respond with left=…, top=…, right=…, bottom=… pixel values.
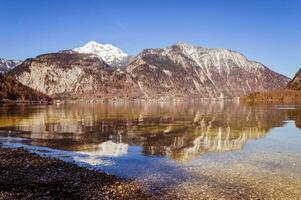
left=0, top=147, right=154, bottom=200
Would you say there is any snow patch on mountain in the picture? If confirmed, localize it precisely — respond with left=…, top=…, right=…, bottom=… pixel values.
left=0, top=58, right=22, bottom=74
left=73, top=41, right=129, bottom=67
left=166, top=42, right=265, bottom=73
left=126, top=42, right=289, bottom=99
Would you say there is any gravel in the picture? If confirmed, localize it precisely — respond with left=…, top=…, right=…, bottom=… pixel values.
left=0, top=147, right=155, bottom=200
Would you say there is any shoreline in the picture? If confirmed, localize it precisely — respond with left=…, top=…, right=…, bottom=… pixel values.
left=0, top=146, right=154, bottom=200
left=0, top=97, right=238, bottom=105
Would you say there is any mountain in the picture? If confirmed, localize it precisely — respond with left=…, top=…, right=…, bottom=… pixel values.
left=73, top=41, right=130, bottom=68
left=9, top=52, right=142, bottom=99
left=241, top=68, right=301, bottom=104
left=0, top=58, right=21, bottom=74
left=0, top=74, right=51, bottom=102
left=287, top=68, right=301, bottom=90
left=9, top=42, right=289, bottom=100
left=126, top=42, right=289, bottom=99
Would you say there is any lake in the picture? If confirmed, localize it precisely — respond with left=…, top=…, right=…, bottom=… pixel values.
left=0, top=102, right=301, bottom=199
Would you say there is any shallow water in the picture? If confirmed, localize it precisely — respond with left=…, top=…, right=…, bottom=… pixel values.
left=0, top=102, right=301, bottom=199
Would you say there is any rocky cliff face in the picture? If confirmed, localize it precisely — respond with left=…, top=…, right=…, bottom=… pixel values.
left=0, top=58, right=22, bottom=74
left=0, top=74, right=51, bottom=101
left=9, top=52, right=142, bottom=99
left=127, top=42, right=289, bottom=98
left=287, top=68, right=301, bottom=90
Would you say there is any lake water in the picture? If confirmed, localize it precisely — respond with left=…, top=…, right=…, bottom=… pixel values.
left=0, top=102, right=301, bottom=199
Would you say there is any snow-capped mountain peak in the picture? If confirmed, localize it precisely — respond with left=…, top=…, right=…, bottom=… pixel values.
left=73, top=41, right=129, bottom=67
left=174, top=41, right=196, bottom=49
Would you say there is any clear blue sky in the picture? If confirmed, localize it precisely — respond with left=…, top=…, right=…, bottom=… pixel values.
left=0, top=0, right=300, bottom=77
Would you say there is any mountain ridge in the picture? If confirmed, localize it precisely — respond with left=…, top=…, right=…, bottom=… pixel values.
left=7, top=41, right=290, bottom=100
left=126, top=42, right=289, bottom=99
left=9, top=52, right=142, bottom=99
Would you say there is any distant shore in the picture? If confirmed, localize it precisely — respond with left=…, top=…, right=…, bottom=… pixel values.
left=240, top=89, right=301, bottom=104
left=0, top=146, right=154, bottom=200
left=0, top=100, right=53, bottom=104
left=0, top=97, right=239, bottom=105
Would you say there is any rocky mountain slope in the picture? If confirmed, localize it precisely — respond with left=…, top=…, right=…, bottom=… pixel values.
left=9, top=52, right=142, bottom=99
left=0, top=74, right=51, bottom=102
left=126, top=42, right=289, bottom=99
left=242, top=68, right=301, bottom=104
left=9, top=42, right=290, bottom=100
left=73, top=41, right=129, bottom=68
left=0, top=58, right=21, bottom=74
left=287, top=68, right=301, bottom=90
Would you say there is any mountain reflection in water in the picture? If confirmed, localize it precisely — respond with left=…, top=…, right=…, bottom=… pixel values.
left=0, top=102, right=300, bottom=162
